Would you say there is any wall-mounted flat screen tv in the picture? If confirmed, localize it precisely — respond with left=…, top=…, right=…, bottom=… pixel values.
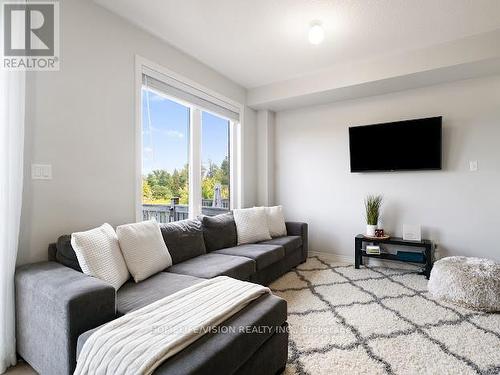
left=349, top=116, right=442, bottom=172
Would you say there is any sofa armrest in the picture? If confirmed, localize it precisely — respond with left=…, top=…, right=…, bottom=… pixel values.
left=285, top=222, right=308, bottom=261
left=15, top=261, right=116, bottom=375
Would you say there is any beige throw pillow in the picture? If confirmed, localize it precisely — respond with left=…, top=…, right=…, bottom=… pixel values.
left=71, top=223, right=130, bottom=290
left=233, top=207, right=272, bottom=245
left=265, top=205, right=287, bottom=238
left=116, top=219, right=172, bottom=282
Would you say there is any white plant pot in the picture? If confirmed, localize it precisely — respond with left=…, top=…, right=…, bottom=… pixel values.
left=366, top=225, right=377, bottom=236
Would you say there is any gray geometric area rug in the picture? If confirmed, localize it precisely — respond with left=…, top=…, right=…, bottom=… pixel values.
left=269, top=257, right=500, bottom=375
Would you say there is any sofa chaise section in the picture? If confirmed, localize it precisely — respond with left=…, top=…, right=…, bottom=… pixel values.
left=76, top=293, right=288, bottom=375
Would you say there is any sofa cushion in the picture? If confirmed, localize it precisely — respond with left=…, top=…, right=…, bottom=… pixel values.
left=55, top=235, right=82, bottom=272
left=117, top=272, right=203, bottom=315
left=159, top=219, right=206, bottom=264
left=259, top=235, right=302, bottom=256
left=201, top=212, right=237, bottom=251
left=213, top=244, right=285, bottom=271
left=166, top=253, right=255, bottom=280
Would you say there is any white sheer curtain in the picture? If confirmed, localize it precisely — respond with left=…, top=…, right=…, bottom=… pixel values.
left=0, top=67, right=25, bottom=373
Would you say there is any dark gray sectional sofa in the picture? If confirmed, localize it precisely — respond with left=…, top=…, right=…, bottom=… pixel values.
left=15, top=213, right=308, bottom=375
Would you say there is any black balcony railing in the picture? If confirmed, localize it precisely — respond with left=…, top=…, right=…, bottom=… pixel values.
left=142, top=198, right=229, bottom=223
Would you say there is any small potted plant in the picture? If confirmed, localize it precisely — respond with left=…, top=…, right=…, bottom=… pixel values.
left=365, top=195, right=383, bottom=236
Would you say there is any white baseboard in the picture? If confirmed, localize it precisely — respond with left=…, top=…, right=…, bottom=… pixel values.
left=308, top=251, right=352, bottom=263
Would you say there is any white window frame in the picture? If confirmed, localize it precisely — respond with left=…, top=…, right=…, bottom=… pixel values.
left=135, top=55, right=244, bottom=221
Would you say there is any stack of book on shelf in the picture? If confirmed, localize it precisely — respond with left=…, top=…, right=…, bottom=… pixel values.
left=366, top=245, right=381, bottom=255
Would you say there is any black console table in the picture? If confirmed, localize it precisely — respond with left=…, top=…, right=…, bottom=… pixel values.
left=355, top=235, right=434, bottom=278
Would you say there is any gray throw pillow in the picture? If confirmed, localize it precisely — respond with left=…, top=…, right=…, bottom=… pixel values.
left=201, top=212, right=237, bottom=252
left=55, top=235, right=82, bottom=272
left=159, top=219, right=206, bottom=264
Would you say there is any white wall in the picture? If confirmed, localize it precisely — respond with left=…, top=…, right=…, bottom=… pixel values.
left=275, top=75, right=500, bottom=261
left=18, top=0, right=256, bottom=265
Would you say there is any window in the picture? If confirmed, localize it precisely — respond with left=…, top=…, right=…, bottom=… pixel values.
left=141, top=89, right=190, bottom=222
left=139, top=65, right=240, bottom=223
left=201, top=111, right=230, bottom=215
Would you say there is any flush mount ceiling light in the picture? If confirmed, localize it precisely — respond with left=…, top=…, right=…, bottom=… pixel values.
left=308, top=21, right=325, bottom=45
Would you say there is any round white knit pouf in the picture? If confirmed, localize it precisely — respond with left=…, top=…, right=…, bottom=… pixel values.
left=428, top=256, right=500, bottom=312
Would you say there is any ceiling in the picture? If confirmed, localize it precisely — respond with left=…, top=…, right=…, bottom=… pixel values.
left=95, top=0, right=500, bottom=89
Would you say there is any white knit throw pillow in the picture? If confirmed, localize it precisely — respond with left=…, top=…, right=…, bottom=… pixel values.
left=116, top=219, right=172, bottom=282
left=233, top=207, right=272, bottom=245
left=71, top=223, right=130, bottom=290
left=265, top=205, right=287, bottom=238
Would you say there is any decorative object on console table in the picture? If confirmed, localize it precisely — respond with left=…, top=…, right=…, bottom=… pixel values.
left=364, top=195, right=383, bottom=236
left=403, top=224, right=422, bottom=241
left=354, top=234, right=434, bottom=278
left=366, top=225, right=377, bottom=237
left=363, top=228, right=390, bottom=240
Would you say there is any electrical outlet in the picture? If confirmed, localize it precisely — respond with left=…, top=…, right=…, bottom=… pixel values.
left=469, top=160, right=478, bottom=171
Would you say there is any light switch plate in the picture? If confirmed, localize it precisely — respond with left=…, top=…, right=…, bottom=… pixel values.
left=469, top=160, right=478, bottom=171
left=31, top=164, right=52, bottom=180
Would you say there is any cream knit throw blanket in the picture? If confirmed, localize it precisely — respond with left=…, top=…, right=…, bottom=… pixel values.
left=74, top=276, right=270, bottom=375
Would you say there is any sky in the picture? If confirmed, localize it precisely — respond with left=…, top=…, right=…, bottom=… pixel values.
left=142, top=89, right=229, bottom=175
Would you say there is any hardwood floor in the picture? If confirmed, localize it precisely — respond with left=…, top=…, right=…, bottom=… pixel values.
left=4, top=362, right=37, bottom=375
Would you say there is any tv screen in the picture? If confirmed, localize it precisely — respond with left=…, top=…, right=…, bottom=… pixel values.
left=349, top=117, right=442, bottom=172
